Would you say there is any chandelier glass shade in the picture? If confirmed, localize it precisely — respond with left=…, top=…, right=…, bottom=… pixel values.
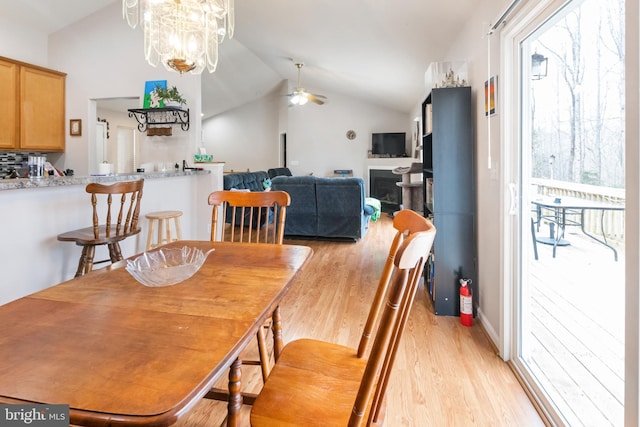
left=122, top=0, right=234, bottom=75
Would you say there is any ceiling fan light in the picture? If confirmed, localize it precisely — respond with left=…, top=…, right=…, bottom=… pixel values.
left=290, top=93, right=308, bottom=106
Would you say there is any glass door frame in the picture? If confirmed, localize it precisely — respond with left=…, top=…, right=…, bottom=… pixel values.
left=499, top=0, right=640, bottom=424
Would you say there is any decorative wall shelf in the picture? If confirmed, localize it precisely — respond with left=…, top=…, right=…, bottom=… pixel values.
left=127, top=107, right=190, bottom=132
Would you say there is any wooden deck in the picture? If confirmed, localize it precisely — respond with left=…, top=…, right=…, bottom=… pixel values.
left=527, top=226, right=625, bottom=426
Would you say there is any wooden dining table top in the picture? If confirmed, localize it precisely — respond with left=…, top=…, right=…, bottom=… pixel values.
left=0, top=240, right=313, bottom=426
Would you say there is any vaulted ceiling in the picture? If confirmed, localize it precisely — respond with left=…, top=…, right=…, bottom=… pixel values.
left=0, top=0, right=479, bottom=117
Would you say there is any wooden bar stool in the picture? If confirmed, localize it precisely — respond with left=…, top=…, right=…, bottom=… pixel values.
left=145, top=210, right=183, bottom=250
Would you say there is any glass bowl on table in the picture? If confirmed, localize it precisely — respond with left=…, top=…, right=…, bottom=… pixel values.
left=125, top=246, right=214, bottom=287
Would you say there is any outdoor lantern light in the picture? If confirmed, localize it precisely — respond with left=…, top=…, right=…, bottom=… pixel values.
left=531, top=52, right=548, bottom=80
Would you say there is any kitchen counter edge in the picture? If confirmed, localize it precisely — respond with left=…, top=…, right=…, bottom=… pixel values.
left=0, top=170, right=209, bottom=191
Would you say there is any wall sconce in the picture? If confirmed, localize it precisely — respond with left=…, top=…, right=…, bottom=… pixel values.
left=531, top=52, right=548, bottom=80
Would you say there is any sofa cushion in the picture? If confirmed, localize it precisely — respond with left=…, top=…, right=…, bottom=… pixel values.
left=315, top=177, right=367, bottom=239
left=223, top=171, right=270, bottom=191
left=268, top=167, right=292, bottom=179
left=221, top=171, right=271, bottom=226
left=271, top=176, right=318, bottom=236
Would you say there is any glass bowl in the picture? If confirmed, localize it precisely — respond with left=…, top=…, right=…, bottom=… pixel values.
left=126, top=246, right=214, bottom=287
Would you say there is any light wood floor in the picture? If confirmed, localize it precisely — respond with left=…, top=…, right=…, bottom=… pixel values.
left=175, top=215, right=545, bottom=426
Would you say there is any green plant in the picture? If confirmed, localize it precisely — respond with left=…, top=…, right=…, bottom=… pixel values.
left=154, top=84, right=187, bottom=106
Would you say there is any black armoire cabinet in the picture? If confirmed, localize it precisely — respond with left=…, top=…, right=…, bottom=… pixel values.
left=422, top=86, right=477, bottom=316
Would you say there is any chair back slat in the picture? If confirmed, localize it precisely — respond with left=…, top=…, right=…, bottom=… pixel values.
left=368, top=250, right=428, bottom=424
left=86, top=180, right=144, bottom=240
left=357, top=209, right=434, bottom=358
left=208, top=190, right=290, bottom=244
left=349, top=217, right=436, bottom=427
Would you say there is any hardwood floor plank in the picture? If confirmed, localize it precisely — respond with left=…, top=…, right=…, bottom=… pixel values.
left=175, top=215, right=544, bottom=426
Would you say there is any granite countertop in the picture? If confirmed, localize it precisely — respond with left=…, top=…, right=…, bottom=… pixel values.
left=0, top=170, right=209, bottom=192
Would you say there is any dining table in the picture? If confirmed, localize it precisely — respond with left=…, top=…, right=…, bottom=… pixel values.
left=0, top=240, right=313, bottom=426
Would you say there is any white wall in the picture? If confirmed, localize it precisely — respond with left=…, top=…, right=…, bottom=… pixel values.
left=286, top=90, right=412, bottom=179
left=202, top=89, right=281, bottom=172
left=203, top=85, right=414, bottom=179
left=0, top=18, right=48, bottom=65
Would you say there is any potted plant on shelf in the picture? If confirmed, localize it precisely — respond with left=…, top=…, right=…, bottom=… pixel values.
left=153, top=84, right=187, bottom=108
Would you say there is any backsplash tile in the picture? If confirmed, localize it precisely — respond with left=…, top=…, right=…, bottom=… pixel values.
left=0, top=151, right=45, bottom=177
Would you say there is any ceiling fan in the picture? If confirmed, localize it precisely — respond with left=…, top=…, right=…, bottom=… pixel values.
left=288, top=62, right=327, bottom=106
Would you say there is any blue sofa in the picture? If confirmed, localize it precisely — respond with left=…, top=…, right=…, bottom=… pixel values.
left=271, top=175, right=373, bottom=240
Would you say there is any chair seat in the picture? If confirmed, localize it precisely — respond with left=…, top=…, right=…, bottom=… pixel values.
left=57, top=225, right=141, bottom=246
left=251, top=338, right=384, bottom=426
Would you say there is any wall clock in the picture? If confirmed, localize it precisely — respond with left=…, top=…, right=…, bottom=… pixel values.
left=346, top=130, right=356, bottom=140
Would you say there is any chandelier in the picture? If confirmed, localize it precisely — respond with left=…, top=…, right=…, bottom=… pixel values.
left=122, top=0, right=234, bottom=75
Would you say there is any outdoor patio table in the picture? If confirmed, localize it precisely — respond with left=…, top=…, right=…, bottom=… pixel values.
left=0, top=240, right=313, bottom=426
left=531, top=196, right=624, bottom=261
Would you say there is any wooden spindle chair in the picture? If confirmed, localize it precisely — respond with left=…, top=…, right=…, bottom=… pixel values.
left=250, top=209, right=436, bottom=426
left=207, top=190, right=291, bottom=393
left=57, top=179, right=144, bottom=277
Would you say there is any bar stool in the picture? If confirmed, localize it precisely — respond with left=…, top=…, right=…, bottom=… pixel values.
left=145, top=210, right=183, bottom=250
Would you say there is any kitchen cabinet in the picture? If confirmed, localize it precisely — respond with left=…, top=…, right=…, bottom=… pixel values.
left=0, top=59, right=18, bottom=149
left=0, top=56, right=66, bottom=152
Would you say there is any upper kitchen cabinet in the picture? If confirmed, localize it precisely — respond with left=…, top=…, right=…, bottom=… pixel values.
left=0, top=59, right=19, bottom=150
left=0, top=56, right=66, bottom=152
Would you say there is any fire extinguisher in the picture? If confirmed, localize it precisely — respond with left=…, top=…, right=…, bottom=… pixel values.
left=459, top=278, right=473, bottom=327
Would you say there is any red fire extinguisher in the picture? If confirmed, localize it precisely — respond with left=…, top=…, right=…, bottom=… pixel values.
left=459, top=278, right=473, bottom=327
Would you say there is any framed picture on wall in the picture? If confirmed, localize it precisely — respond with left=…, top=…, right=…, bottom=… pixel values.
left=70, top=119, right=82, bottom=136
left=484, top=76, right=497, bottom=116
left=143, top=80, right=167, bottom=108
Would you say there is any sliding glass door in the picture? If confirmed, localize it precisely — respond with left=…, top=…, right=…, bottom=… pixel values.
left=505, top=0, right=626, bottom=424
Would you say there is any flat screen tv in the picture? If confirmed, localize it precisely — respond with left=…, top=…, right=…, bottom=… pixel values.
left=371, top=132, right=406, bottom=157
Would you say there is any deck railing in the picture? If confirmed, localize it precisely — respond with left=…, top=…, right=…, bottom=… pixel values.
left=531, top=178, right=625, bottom=246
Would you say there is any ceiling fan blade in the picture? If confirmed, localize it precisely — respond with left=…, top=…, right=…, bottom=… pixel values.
left=307, top=93, right=326, bottom=105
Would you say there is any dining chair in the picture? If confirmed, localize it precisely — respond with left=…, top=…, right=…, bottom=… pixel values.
left=250, top=209, right=436, bottom=426
left=208, top=190, right=290, bottom=245
left=57, top=179, right=144, bottom=277
left=207, top=189, right=291, bottom=384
